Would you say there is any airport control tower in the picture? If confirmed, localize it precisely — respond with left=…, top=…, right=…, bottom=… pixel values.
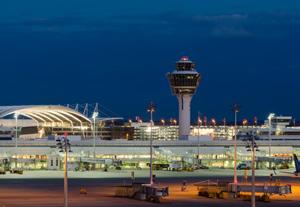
left=167, top=56, right=201, bottom=140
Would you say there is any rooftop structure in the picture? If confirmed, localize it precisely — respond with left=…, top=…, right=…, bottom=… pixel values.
left=0, top=105, right=92, bottom=138
left=0, top=105, right=133, bottom=140
left=0, top=105, right=91, bottom=126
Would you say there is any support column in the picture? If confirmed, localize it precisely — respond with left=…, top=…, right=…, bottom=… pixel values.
left=177, top=94, right=192, bottom=140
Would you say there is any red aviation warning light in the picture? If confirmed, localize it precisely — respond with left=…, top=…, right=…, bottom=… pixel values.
left=211, top=118, right=216, bottom=126
left=197, top=117, right=202, bottom=126
left=180, top=56, right=190, bottom=61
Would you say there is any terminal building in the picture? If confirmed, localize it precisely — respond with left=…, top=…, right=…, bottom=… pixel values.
left=0, top=105, right=134, bottom=140
left=0, top=105, right=91, bottom=139
left=0, top=57, right=299, bottom=172
left=0, top=105, right=298, bottom=172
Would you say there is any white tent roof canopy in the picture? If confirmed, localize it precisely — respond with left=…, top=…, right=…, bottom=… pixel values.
left=0, top=105, right=92, bottom=126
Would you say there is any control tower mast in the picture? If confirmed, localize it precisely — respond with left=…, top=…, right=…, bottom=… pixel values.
left=167, top=56, right=201, bottom=140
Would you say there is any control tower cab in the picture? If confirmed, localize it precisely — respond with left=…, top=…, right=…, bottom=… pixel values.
left=167, top=56, right=201, bottom=140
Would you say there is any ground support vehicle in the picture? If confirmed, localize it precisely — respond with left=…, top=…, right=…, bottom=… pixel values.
left=194, top=180, right=292, bottom=202
left=195, top=181, right=233, bottom=199
left=10, top=168, right=23, bottom=174
left=0, top=168, right=6, bottom=174
left=231, top=183, right=292, bottom=202
left=115, top=182, right=169, bottom=203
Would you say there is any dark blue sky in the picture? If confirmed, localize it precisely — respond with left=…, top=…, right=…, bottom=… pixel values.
left=0, top=0, right=300, bottom=122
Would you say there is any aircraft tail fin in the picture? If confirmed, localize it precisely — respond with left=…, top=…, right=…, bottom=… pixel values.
left=293, top=154, right=300, bottom=173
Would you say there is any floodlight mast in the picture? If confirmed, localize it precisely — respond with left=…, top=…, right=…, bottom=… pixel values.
left=232, top=104, right=240, bottom=185
left=197, top=111, right=201, bottom=168
left=147, top=102, right=155, bottom=185
left=56, top=133, right=72, bottom=207
left=268, top=113, right=275, bottom=169
left=246, top=132, right=259, bottom=207
left=92, top=103, right=99, bottom=159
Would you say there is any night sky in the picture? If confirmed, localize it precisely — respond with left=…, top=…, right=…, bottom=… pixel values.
left=0, top=0, right=300, bottom=122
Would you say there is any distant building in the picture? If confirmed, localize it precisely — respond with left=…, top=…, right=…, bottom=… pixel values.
left=0, top=105, right=135, bottom=140
left=131, top=122, right=178, bottom=140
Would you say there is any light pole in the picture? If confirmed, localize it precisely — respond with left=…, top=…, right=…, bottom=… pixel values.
left=246, top=132, right=259, bottom=207
left=147, top=102, right=156, bottom=185
left=14, top=113, right=19, bottom=169
left=161, top=119, right=165, bottom=126
left=232, top=104, right=240, bottom=185
left=197, top=112, right=201, bottom=168
left=56, top=134, right=72, bottom=207
left=268, top=113, right=275, bottom=169
left=14, top=113, right=19, bottom=149
left=222, top=117, right=226, bottom=128
left=92, top=111, right=98, bottom=159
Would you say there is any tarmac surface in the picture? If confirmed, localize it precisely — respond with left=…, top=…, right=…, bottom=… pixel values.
left=0, top=169, right=299, bottom=207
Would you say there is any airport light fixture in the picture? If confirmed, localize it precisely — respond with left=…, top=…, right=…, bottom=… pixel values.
left=92, top=111, right=99, bottom=159
left=253, top=116, right=258, bottom=126
left=222, top=117, right=226, bottom=128
left=242, top=118, right=248, bottom=127
left=232, top=104, right=240, bottom=185
left=210, top=118, right=216, bottom=127
left=147, top=102, right=156, bottom=185
left=268, top=113, right=275, bottom=168
left=197, top=112, right=201, bottom=168
left=173, top=119, right=177, bottom=125
left=245, top=132, right=259, bottom=207
left=56, top=134, right=72, bottom=207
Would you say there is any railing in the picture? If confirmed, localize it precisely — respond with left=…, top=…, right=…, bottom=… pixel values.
left=1, top=139, right=300, bottom=147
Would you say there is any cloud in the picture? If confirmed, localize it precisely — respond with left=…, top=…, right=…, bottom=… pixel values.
left=193, top=14, right=248, bottom=22
left=212, top=26, right=252, bottom=37
left=0, top=12, right=299, bottom=38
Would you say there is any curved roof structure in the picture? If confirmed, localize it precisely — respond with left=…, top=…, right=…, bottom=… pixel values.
left=0, top=105, right=91, bottom=127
